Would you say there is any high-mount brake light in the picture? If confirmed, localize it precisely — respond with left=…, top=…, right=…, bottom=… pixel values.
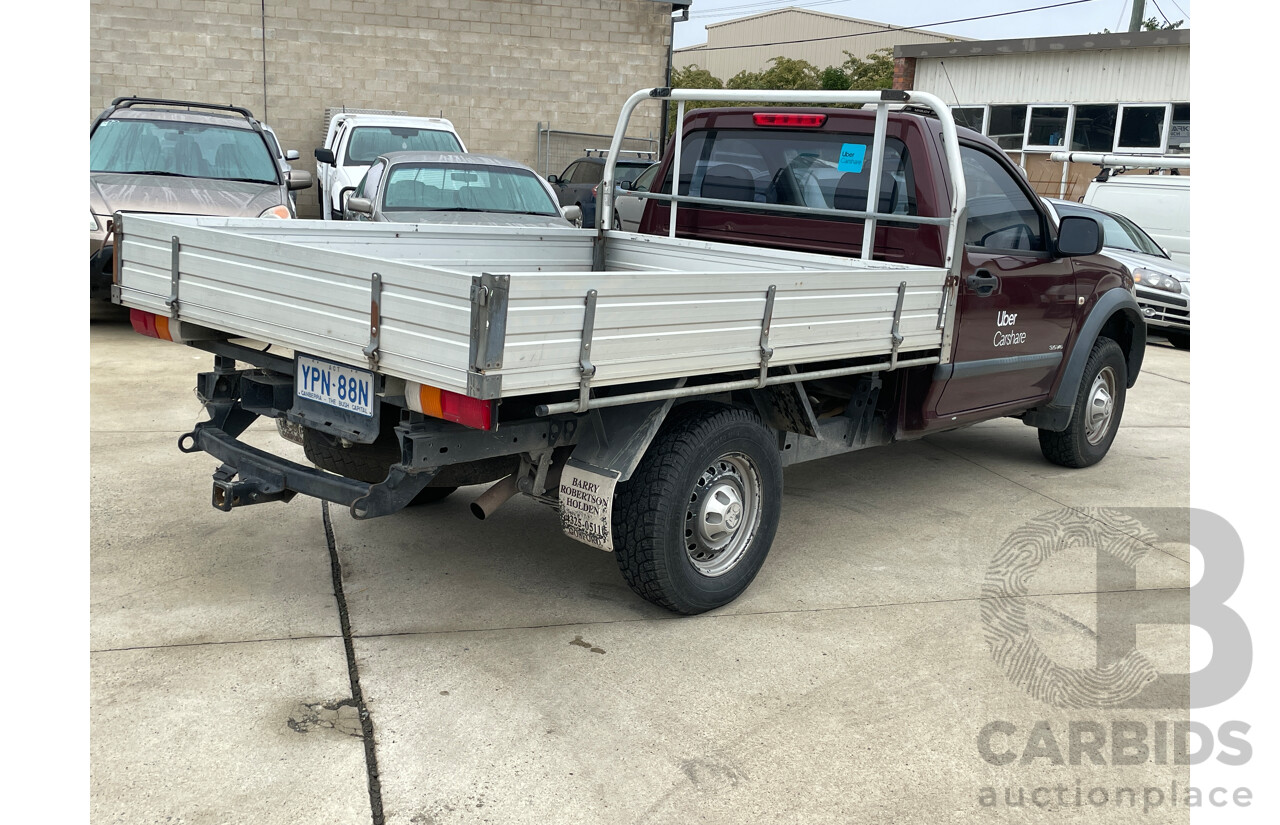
left=407, top=382, right=494, bottom=431
left=130, top=309, right=173, bottom=342
left=753, top=113, right=827, bottom=128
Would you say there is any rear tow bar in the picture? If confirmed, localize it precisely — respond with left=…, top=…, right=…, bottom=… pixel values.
left=179, top=422, right=437, bottom=519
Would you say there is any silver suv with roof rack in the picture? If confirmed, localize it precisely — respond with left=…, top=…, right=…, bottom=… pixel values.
left=90, top=97, right=313, bottom=316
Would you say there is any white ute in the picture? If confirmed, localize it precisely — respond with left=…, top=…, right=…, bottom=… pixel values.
left=313, top=112, right=466, bottom=220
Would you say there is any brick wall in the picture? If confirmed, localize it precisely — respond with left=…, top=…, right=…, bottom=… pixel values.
left=892, top=56, right=916, bottom=91
left=90, top=0, right=673, bottom=216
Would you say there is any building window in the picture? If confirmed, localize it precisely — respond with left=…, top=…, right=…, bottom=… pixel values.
left=1115, top=104, right=1171, bottom=153
left=1169, top=103, right=1190, bottom=154
left=1024, top=105, right=1072, bottom=151
left=987, top=105, right=1027, bottom=152
left=951, top=106, right=987, bottom=133
left=1070, top=104, right=1117, bottom=152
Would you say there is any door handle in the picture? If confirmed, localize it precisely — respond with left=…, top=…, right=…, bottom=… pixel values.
left=966, top=268, right=999, bottom=297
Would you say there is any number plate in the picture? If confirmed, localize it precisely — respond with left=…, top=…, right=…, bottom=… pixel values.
left=295, top=355, right=375, bottom=417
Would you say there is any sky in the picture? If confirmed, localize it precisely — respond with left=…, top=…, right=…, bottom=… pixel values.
left=671, top=0, right=1193, bottom=50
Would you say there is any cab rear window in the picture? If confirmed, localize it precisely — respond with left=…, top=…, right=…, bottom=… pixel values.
left=659, top=129, right=917, bottom=217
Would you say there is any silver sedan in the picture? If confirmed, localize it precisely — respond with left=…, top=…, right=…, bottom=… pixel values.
left=1044, top=197, right=1190, bottom=349
left=344, top=151, right=580, bottom=228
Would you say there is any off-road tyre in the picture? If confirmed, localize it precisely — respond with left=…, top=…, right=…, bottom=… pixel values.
left=612, top=404, right=782, bottom=614
left=1038, top=336, right=1127, bottom=469
left=302, top=428, right=456, bottom=505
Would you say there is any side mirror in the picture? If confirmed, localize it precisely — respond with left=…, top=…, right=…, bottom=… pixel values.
left=561, top=204, right=582, bottom=223
left=287, top=170, right=313, bottom=191
left=314, top=147, right=336, bottom=165
left=285, top=149, right=300, bottom=161
left=1057, top=215, right=1104, bottom=257
left=346, top=197, right=373, bottom=216
left=547, top=174, right=560, bottom=185
left=615, top=179, right=633, bottom=192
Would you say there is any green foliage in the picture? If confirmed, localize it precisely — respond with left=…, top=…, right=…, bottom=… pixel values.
left=818, top=65, right=850, bottom=91
left=840, top=48, right=895, bottom=91
left=666, top=49, right=895, bottom=130
left=756, top=56, right=822, bottom=91
left=671, top=65, right=723, bottom=91
left=666, top=64, right=732, bottom=133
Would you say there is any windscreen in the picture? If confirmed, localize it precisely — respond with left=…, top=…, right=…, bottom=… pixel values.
left=344, top=127, right=463, bottom=164
left=90, top=118, right=279, bottom=183
left=1055, top=202, right=1167, bottom=258
left=614, top=162, right=654, bottom=185
left=381, top=163, right=560, bottom=216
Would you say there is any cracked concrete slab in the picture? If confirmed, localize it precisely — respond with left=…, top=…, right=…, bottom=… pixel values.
left=91, top=638, right=370, bottom=825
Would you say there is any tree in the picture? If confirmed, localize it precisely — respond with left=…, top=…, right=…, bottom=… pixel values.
left=841, top=47, right=894, bottom=91
left=756, top=56, right=822, bottom=91
left=670, top=65, right=723, bottom=91
left=818, top=65, right=850, bottom=91
left=668, top=64, right=730, bottom=132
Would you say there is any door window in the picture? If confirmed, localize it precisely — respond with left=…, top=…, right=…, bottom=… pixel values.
left=570, top=162, right=604, bottom=185
left=960, top=146, right=1045, bottom=252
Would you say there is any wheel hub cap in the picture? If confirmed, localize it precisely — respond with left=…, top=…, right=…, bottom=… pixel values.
left=685, top=454, right=762, bottom=577
left=1085, top=366, right=1117, bottom=446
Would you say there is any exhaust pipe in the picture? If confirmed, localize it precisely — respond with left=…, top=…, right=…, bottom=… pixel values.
left=470, top=474, right=519, bottom=520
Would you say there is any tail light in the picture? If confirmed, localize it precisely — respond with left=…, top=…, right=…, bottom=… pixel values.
left=130, top=309, right=174, bottom=341
left=407, top=381, right=494, bottom=430
left=128, top=310, right=221, bottom=344
left=753, top=113, right=827, bottom=128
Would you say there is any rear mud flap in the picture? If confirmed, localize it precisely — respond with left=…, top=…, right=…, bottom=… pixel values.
left=558, top=458, right=620, bottom=551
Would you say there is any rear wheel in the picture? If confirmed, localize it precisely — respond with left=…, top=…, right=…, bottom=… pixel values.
left=612, top=404, right=782, bottom=614
left=1038, top=337, right=1127, bottom=468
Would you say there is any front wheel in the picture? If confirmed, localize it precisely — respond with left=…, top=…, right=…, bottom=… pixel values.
left=1038, top=337, right=1127, bottom=468
left=612, top=404, right=782, bottom=614
left=1164, top=330, right=1190, bottom=350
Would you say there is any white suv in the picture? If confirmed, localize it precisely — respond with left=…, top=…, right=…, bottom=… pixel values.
left=314, top=113, right=466, bottom=219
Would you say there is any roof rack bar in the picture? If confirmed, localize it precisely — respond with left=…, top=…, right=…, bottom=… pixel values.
left=106, top=97, right=257, bottom=121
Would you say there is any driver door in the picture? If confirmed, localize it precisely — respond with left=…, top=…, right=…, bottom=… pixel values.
left=933, top=145, right=1077, bottom=417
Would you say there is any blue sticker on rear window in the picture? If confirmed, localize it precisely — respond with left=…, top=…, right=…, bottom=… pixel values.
left=838, top=143, right=867, bottom=173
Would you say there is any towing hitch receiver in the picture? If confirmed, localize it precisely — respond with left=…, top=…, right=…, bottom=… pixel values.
left=211, top=464, right=298, bottom=511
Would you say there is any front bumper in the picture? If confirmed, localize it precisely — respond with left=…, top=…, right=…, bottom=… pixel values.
left=1135, top=286, right=1189, bottom=332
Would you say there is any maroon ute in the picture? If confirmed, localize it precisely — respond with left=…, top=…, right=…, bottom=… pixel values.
left=637, top=105, right=1144, bottom=465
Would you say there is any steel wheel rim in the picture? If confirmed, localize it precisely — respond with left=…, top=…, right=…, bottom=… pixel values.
left=685, top=452, right=762, bottom=577
left=1085, top=365, right=1117, bottom=445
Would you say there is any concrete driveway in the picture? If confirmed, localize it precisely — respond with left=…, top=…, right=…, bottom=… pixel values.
left=91, top=320, right=1191, bottom=824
